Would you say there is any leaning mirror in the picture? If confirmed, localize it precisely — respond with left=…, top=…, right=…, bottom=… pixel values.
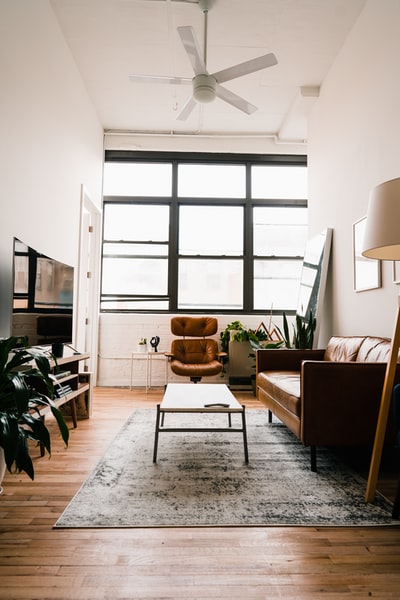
left=297, top=228, right=333, bottom=346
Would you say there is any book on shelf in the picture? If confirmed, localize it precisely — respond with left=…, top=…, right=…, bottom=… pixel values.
left=53, top=370, right=72, bottom=380
left=54, top=384, right=73, bottom=398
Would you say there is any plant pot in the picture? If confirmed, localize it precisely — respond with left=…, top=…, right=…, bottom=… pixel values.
left=137, top=344, right=148, bottom=353
left=0, top=447, right=6, bottom=495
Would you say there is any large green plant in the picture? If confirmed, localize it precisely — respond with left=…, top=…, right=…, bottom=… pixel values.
left=220, top=321, right=284, bottom=369
left=0, top=337, right=69, bottom=480
left=220, top=320, right=272, bottom=354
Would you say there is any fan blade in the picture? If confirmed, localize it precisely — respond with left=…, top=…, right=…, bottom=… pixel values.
left=129, top=75, right=191, bottom=85
left=176, top=96, right=197, bottom=121
left=212, top=53, right=278, bottom=84
left=215, top=85, right=258, bottom=115
left=177, top=26, right=207, bottom=76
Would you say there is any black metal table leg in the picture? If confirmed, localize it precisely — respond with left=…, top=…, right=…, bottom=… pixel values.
left=241, top=405, right=249, bottom=464
left=153, top=403, right=161, bottom=463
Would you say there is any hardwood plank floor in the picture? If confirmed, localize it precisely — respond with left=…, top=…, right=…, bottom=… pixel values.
left=0, top=386, right=399, bottom=599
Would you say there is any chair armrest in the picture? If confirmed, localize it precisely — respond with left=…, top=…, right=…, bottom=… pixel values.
left=217, top=351, right=228, bottom=361
left=164, top=352, right=174, bottom=360
left=256, top=348, right=325, bottom=373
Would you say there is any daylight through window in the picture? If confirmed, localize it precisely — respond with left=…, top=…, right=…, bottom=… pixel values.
left=102, top=152, right=308, bottom=314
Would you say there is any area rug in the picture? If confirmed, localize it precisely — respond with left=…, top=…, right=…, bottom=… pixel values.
left=54, top=409, right=397, bottom=528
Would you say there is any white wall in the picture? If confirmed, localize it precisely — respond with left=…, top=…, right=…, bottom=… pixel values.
left=97, top=312, right=281, bottom=387
left=0, top=1, right=104, bottom=339
left=308, top=0, right=400, bottom=343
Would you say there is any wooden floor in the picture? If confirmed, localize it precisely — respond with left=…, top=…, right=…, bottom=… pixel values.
left=1, top=386, right=400, bottom=599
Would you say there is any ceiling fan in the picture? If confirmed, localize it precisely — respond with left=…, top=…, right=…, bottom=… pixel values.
left=129, top=0, right=278, bottom=121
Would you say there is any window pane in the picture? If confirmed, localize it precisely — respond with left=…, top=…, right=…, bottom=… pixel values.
left=100, top=298, right=168, bottom=311
left=254, top=207, right=308, bottom=256
left=103, top=242, right=168, bottom=257
left=178, top=259, right=243, bottom=310
left=252, top=165, right=308, bottom=199
left=103, top=162, right=172, bottom=196
left=179, top=206, right=243, bottom=255
left=103, top=204, right=169, bottom=241
left=178, top=164, right=246, bottom=198
left=13, top=255, right=28, bottom=295
left=102, top=258, right=168, bottom=295
left=254, top=259, right=303, bottom=310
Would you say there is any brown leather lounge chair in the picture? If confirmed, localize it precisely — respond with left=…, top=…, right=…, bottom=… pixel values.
left=167, top=316, right=226, bottom=383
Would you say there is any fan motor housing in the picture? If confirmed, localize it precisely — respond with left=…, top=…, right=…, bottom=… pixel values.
left=199, top=0, right=214, bottom=13
left=193, top=74, right=216, bottom=103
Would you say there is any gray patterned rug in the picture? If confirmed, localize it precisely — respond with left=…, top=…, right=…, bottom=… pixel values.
left=55, top=409, right=397, bottom=528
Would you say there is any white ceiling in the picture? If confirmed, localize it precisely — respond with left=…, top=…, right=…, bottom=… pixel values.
left=50, top=0, right=366, bottom=142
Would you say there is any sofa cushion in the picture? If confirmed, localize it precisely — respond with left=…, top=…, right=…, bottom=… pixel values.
left=356, top=336, right=391, bottom=362
left=257, top=371, right=301, bottom=417
left=323, top=336, right=365, bottom=362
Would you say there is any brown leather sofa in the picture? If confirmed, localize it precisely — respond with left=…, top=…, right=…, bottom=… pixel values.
left=256, top=336, right=399, bottom=470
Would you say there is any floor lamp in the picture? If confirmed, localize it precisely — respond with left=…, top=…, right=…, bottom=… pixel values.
left=362, top=177, right=400, bottom=502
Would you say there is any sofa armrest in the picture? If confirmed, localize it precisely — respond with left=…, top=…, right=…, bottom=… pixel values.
left=300, top=360, right=400, bottom=446
left=256, top=348, right=325, bottom=373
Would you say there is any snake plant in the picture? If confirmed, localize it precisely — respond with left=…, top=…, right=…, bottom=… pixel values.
left=277, top=311, right=316, bottom=349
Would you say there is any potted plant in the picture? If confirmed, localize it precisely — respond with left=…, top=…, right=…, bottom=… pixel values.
left=137, top=337, right=148, bottom=353
left=220, top=321, right=284, bottom=385
left=0, top=337, right=69, bottom=490
left=277, top=311, right=316, bottom=349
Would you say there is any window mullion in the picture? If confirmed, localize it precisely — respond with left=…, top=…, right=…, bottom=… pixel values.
left=168, top=162, right=179, bottom=311
left=243, top=162, right=253, bottom=312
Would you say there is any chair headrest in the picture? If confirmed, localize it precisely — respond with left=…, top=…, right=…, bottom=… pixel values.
left=171, top=317, right=218, bottom=337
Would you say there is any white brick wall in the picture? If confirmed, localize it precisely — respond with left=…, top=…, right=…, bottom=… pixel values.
left=97, top=313, right=273, bottom=387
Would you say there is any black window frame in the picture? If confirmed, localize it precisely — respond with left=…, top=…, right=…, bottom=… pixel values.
left=102, top=150, right=307, bottom=315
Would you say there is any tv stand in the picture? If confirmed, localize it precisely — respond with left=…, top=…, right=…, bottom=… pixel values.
left=33, top=347, right=92, bottom=454
left=51, top=349, right=91, bottom=421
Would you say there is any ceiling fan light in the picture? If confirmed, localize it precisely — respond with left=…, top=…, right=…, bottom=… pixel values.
left=199, top=0, right=214, bottom=12
left=193, top=74, right=216, bottom=103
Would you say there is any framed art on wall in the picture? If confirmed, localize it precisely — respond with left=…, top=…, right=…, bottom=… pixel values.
left=393, top=261, right=400, bottom=284
left=353, top=216, right=381, bottom=292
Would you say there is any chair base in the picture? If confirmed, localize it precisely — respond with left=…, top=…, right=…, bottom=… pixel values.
left=190, top=377, right=202, bottom=383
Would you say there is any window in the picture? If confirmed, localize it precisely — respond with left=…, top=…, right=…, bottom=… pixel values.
left=102, top=152, right=307, bottom=314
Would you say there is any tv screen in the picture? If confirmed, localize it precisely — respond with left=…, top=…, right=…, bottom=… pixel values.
left=11, top=238, right=74, bottom=346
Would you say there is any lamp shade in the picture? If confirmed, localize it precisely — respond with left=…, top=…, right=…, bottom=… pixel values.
left=362, top=177, right=400, bottom=260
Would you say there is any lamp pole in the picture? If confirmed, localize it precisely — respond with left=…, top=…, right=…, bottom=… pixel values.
left=365, top=296, right=400, bottom=501
left=362, top=177, right=400, bottom=502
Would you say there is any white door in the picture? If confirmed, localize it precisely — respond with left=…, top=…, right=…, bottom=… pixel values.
left=75, top=185, right=101, bottom=382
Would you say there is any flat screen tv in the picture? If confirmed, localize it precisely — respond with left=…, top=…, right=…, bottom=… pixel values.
left=11, top=238, right=74, bottom=348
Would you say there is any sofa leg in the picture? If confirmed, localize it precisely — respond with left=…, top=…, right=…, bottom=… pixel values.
left=268, top=410, right=272, bottom=423
left=310, top=446, right=317, bottom=472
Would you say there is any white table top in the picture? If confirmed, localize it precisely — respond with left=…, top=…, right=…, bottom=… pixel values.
left=160, top=383, right=243, bottom=412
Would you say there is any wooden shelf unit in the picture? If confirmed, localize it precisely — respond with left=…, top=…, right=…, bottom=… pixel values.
left=32, top=348, right=91, bottom=429
left=52, top=350, right=91, bottom=422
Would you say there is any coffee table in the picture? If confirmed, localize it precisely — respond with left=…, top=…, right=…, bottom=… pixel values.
left=153, top=383, right=248, bottom=463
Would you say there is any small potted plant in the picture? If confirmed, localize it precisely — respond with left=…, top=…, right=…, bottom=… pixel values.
left=137, top=338, right=148, bottom=353
left=0, top=337, right=69, bottom=491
